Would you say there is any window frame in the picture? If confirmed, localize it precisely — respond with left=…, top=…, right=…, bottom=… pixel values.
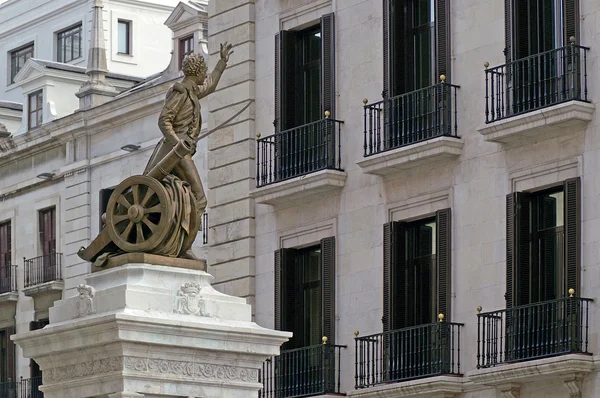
left=28, top=90, right=44, bottom=130
left=10, top=42, right=34, bottom=84
left=117, top=19, right=132, bottom=55
left=178, top=34, right=195, bottom=70
left=38, top=207, right=56, bottom=256
left=57, top=23, right=83, bottom=63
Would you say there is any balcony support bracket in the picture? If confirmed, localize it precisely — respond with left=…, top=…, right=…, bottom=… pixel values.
left=563, top=373, right=585, bottom=398
left=496, top=383, right=520, bottom=398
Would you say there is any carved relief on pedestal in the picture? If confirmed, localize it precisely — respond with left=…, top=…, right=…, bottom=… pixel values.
left=74, top=284, right=96, bottom=319
left=175, top=282, right=209, bottom=317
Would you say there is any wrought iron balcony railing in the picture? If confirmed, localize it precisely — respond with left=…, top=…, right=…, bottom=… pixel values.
left=259, top=342, right=345, bottom=398
left=0, top=265, right=17, bottom=294
left=476, top=294, right=593, bottom=369
left=0, top=376, right=43, bottom=398
left=354, top=320, right=463, bottom=389
left=484, top=41, right=589, bottom=124
left=256, top=117, right=343, bottom=188
left=24, top=253, right=62, bottom=288
left=363, top=81, right=459, bottom=157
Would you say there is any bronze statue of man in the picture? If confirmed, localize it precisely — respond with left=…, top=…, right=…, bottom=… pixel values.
left=144, top=42, right=233, bottom=256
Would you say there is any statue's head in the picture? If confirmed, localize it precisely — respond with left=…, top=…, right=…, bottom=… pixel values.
left=182, top=53, right=208, bottom=83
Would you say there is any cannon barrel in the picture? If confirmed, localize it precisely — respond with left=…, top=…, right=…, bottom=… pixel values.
left=146, top=139, right=193, bottom=180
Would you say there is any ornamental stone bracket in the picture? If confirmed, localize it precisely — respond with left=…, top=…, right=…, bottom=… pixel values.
left=356, top=136, right=464, bottom=176
left=249, top=169, right=347, bottom=206
left=467, top=355, right=596, bottom=398
left=476, top=100, right=594, bottom=145
left=346, top=375, right=464, bottom=398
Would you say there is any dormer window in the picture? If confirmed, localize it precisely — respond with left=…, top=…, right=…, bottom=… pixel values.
left=10, top=43, right=34, bottom=84
left=57, top=24, right=83, bottom=63
left=28, top=90, right=43, bottom=130
left=179, top=35, right=194, bottom=69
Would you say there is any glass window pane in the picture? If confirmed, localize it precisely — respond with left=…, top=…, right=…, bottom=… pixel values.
left=118, top=21, right=129, bottom=53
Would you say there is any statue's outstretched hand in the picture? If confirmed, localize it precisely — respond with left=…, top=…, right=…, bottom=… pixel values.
left=220, top=42, right=234, bottom=63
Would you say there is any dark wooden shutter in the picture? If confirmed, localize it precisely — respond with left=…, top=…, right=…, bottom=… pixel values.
left=563, top=0, right=579, bottom=45
left=5, top=326, right=14, bottom=382
left=564, top=177, right=580, bottom=296
left=504, top=0, right=512, bottom=62
left=0, top=222, right=10, bottom=267
left=321, top=14, right=335, bottom=118
left=506, top=192, right=531, bottom=307
left=274, top=33, right=281, bottom=131
left=39, top=207, right=56, bottom=255
left=274, top=248, right=296, bottom=333
left=383, top=221, right=406, bottom=332
left=280, top=31, right=297, bottom=131
left=435, top=0, right=450, bottom=81
left=436, top=209, right=451, bottom=321
left=321, top=237, right=335, bottom=345
left=382, top=0, right=391, bottom=97
left=391, top=0, right=410, bottom=96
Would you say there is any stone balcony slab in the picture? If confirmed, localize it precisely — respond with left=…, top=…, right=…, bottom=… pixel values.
left=0, top=291, right=18, bottom=304
left=467, top=354, right=595, bottom=386
left=357, top=137, right=464, bottom=175
left=250, top=169, right=347, bottom=206
left=477, top=101, right=595, bottom=144
left=347, top=375, right=464, bottom=398
left=22, top=280, right=64, bottom=298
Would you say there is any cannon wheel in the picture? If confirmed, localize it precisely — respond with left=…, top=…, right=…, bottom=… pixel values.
left=105, top=176, right=172, bottom=253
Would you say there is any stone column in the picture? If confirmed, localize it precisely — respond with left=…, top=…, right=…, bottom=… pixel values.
left=206, top=0, right=256, bottom=309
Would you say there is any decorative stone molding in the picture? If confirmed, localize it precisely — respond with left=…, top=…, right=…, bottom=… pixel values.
left=563, top=373, right=585, bottom=398
left=477, top=100, right=594, bottom=144
left=44, top=356, right=259, bottom=384
left=74, top=284, right=96, bottom=318
left=497, top=383, right=520, bottom=398
left=123, top=357, right=258, bottom=382
left=175, top=282, right=209, bottom=316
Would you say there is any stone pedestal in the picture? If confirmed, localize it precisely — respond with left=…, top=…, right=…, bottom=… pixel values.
left=12, top=264, right=291, bottom=398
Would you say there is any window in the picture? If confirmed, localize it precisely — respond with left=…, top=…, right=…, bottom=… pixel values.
left=28, top=90, right=43, bottom=130
left=118, top=20, right=131, bottom=54
left=10, top=43, right=34, bottom=84
left=39, top=207, right=56, bottom=257
left=274, top=237, right=335, bottom=349
left=0, top=222, right=12, bottom=294
left=57, top=23, right=83, bottom=63
left=274, top=14, right=335, bottom=132
left=384, top=0, right=449, bottom=97
left=99, top=188, right=115, bottom=229
left=274, top=237, right=336, bottom=396
left=506, top=178, right=580, bottom=308
left=383, top=209, right=451, bottom=332
left=179, top=35, right=194, bottom=69
left=0, top=327, right=15, bottom=384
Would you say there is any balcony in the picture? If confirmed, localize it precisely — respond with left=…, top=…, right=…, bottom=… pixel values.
left=0, top=376, right=43, bottom=398
left=259, top=342, right=345, bottom=398
left=0, top=265, right=18, bottom=304
left=352, top=320, right=463, bottom=396
left=470, top=295, right=594, bottom=388
left=357, top=81, right=463, bottom=175
left=22, top=253, right=64, bottom=297
left=251, top=117, right=346, bottom=206
left=479, top=42, right=593, bottom=144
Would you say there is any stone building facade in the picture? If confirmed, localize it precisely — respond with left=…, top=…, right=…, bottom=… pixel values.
left=208, top=0, right=600, bottom=397
left=0, top=0, right=210, bottom=393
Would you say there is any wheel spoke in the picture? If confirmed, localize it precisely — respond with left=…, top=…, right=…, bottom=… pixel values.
left=113, top=214, right=129, bottom=225
left=141, top=187, right=155, bottom=207
left=120, top=221, right=134, bottom=240
left=136, top=223, right=145, bottom=243
left=132, top=185, right=140, bottom=205
left=146, top=205, right=162, bottom=214
left=142, top=217, right=157, bottom=232
left=117, top=196, right=132, bottom=210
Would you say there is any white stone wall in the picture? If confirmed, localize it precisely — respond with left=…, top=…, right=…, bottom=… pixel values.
left=0, top=0, right=178, bottom=103
left=207, top=0, right=600, bottom=396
